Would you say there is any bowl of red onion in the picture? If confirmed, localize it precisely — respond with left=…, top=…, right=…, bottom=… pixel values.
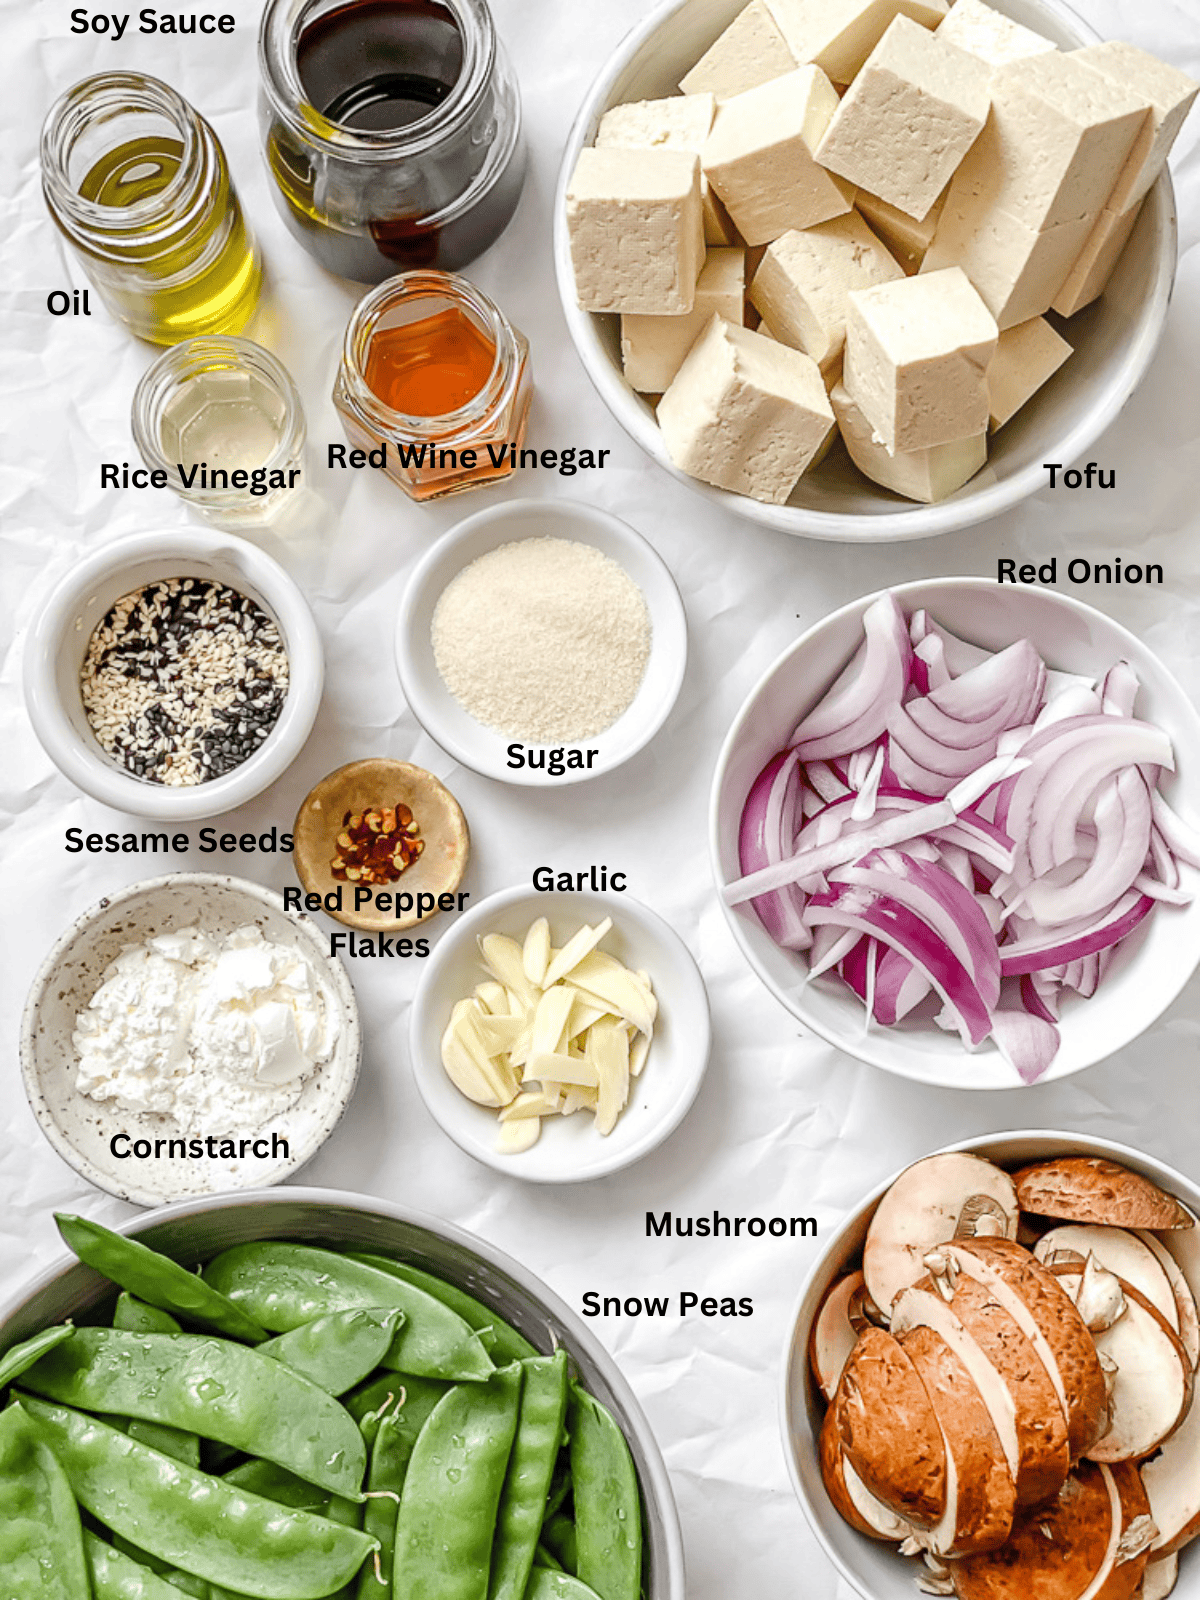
left=710, top=580, right=1200, bottom=1088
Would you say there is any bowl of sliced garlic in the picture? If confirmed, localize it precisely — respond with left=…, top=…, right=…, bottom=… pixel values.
left=408, top=884, right=711, bottom=1182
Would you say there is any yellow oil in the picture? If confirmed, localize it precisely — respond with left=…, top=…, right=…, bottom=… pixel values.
left=76, top=135, right=262, bottom=344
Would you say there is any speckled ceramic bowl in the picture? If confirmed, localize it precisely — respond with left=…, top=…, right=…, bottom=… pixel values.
left=19, top=873, right=361, bottom=1207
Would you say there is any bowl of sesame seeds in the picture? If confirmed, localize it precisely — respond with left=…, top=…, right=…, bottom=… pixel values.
left=23, top=530, right=323, bottom=819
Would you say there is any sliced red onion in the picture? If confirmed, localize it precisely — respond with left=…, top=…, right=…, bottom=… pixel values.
left=1019, top=768, right=1151, bottom=926
left=1152, top=791, right=1200, bottom=870
left=998, top=891, right=1154, bottom=976
left=830, top=852, right=1002, bottom=1009
left=1134, top=872, right=1193, bottom=906
left=738, top=752, right=811, bottom=950
left=807, top=885, right=994, bottom=1046
left=805, top=761, right=852, bottom=805
left=1101, top=660, right=1139, bottom=717
left=850, top=746, right=886, bottom=821
left=791, top=594, right=912, bottom=760
left=914, top=633, right=950, bottom=692
left=990, top=1008, right=1059, bottom=1084
left=1020, top=973, right=1058, bottom=1025
left=873, top=947, right=932, bottom=1025
left=809, top=924, right=861, bottom=978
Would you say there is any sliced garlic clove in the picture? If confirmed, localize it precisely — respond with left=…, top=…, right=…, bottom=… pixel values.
left=496, top=1117, right=541, bottom=1154
left=523, top=1051, right=600, bottom=1088
left=590, top=1018, right=630, bottom=1136
left=543, top=918, right=614, bottom=988
left=522, top=917, right=551, bottom=987
left=480, top=934, right=538, bottom=1009
left=531, top=984, right=575, bottom=1059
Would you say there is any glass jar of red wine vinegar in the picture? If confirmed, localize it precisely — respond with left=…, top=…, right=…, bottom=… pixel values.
left=258, top=0, right=526, bottom=282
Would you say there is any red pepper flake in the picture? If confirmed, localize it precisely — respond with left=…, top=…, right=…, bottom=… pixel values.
left=330, top=803, right=423, bottom=885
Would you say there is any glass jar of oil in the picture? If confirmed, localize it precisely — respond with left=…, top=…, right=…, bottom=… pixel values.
left=41, top=73, right=262, bottom=345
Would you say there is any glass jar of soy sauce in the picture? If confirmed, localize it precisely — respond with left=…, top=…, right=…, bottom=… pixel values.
left=259, top=0, right=526, bottom=283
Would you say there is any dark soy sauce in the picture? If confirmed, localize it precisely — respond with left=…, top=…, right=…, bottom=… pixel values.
left=269, top=0, right=524, bottom=279
left=297, top=0, right=463, bottom=133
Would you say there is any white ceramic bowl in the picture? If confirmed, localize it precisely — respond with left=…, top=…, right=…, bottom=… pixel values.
left=20, top=873, right=361, bottom=1207
left=553, top=0, right=1178, bottom=542
left=395, top=498, right=687, bottom=786
left=781, top=1129, right=1200, bottom=1600
left=23, top=529, right=324, bottom=819
left=709, top=579, right=1200, bottom=1088
left=0, top=1188, right=685, bottom=1600
left=409, top=884, right=711, bottom=1181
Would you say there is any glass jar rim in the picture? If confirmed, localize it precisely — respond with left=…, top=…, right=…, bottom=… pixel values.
left=132, top=335, right=308, bottom=488
left=259, top=0, right=497, bottom=161
left=340, top=269, right=518, bottom=435
left=41, top=72, right=203, bottom=231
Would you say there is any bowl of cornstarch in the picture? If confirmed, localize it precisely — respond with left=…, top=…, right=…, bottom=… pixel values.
left=20, top=873, right=362, bottom=1207
left=23, top=529, right=323, bottom=819
left=396, top=499, right=688, bottom=786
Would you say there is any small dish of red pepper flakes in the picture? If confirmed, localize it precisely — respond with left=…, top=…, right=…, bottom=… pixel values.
left=331, top=804, right=424, bottom=885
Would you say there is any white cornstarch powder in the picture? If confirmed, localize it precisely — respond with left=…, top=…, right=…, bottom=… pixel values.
left=431, top=537, right=652, bottom=743
left=73, top=925, right=340, bottom=1136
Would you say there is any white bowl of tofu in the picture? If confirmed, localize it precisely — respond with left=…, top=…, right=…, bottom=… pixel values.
left=554, top=0, right=1192, bottom=541
left=784, top=1132, right=1200, bottom=1600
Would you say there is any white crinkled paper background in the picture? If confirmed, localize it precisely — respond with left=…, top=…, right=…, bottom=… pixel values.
left=2, top=0, right=1200, bottom=1594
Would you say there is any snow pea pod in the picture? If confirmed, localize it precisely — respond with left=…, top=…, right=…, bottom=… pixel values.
left=490, top=1352, right=570, bottom=1600
left=86, top=1530, right=204, bottom=1600
left=348, top=1257, right=537, bottom=1364
left=525, top=1571, right=604, bottom=1600
left=539, top=1514, right=577, bottom=1577
left=203, top=1245, right=493, bottom=1382
left=567, top=1388, right=641, bottom=1600
left=0, top=1399, right=90, bottom=1599
left=113, top=1295, right=181, bottom=1335
left=259, top=1309, right=403, bottom=1396
left=533, top=1547, right=564, bottom=1574
left=344, top=1374, right=450, bottom=1450
left=56, top=1216, right=267, bottom=1345
left=18, top=1397, right=376, bottom=1600
left=0, top=1324, right=75, bottom=1393
left=224, top=1460, right=330, bottom=1513
left=392, top=1365, right=523, bottom=1600
left=23, top=1329, right=365, bottom=1499
left=354, top=1378, right=447, bottom=1600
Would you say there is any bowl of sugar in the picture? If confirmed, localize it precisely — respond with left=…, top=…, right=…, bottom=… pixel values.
left=395, top=498, right=688, bottom=785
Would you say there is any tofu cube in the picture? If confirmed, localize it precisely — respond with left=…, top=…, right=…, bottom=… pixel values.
left=1072, top=43, right=1198, bottom=217
left=844, top=266, right=997, bottom=451
left=855, top=187, right=946, bottom=272
left=942, top=53, right=1151, bottom=235
left=923, top=186, right=1093, bottom=327
left=831, top=380, right=987, bottom=501
left=815, top=17, right=991, bottom=222
left=595, top=93, right=737, bottom=247
left=1051, top=201, right=1141, bottom=317
left=702, top=67, right=855, bottom=247
left=935, top=0, right=1056, bottom=68
left=986, top=316, right=1072, bottom=429
left=566, top=147, right=704, bottom=315
left=680, top=0, right=798, bottom=99
left=750, top=213, right=904, bottom=369
left=766, top=0, right=950, bottom=87
left=622, top=249, right=746, bottom=393
left=657, top=316, right=835, bottom=503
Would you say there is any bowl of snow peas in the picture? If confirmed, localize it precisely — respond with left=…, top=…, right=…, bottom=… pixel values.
left=0, top=1188, right=684, bottom=1600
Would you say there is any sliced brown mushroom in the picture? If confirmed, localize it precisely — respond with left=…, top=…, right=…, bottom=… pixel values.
left=1014, top=1161, right=1192, bottom=1233
left=951, top=1461, right=1149, bottom=1600
left=1140, top=1352, right=1200, bottom=1557
left=1138, top=1555, right=1179, bottom=1600
left=819, top=1391, right=912, bottom=1542
left=941, top=1238, right=1110, bottom=1462
left=809, top=1271, right=873, bottom=1404
left=897, top=1325, right=1017, bottom=1559
left=1050, top=1273, right=1193, bottom=1465
left=835, top=1326, right=948, bottom=1527
left=1036, top=1227, right=1180, bottom=1335
left=863, top=1154, right=1019, bottom=1315
left=895, top=1269, right=1070, bottom=1509
left=1138, top=1225, right=1200, bottom=1371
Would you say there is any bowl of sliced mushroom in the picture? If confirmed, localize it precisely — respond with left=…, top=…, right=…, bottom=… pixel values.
left=783, top=1132, right=1200, bottom=1600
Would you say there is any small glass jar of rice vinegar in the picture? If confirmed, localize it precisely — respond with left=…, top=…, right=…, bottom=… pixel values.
left=41, top=72, right=262, bottom=345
